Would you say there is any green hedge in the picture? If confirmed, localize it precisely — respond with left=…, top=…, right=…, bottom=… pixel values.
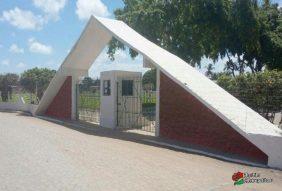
left=216, top=70, right=282, bottom=122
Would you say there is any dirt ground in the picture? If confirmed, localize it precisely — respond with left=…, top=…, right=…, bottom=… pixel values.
left=0, top=111, right=281, bottom=191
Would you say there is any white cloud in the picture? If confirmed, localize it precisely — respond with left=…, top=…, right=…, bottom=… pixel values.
left=1, top=59, right=10, bottom=66
left=28, top=38, right=53, bottom=55
left=9, top=44, right=24, bottom=54
left=16, top=62, right=26, bottom=68
left=76, top=0, right=110, bottom=20
left=0, top=7, right=45, bottom=30
left=32, top=0, right=67, bottom=20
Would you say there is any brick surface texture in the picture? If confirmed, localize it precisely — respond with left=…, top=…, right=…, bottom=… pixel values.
left=159, top=72, right=268, bottom=164
left=45, top=76, right=72, bottom=120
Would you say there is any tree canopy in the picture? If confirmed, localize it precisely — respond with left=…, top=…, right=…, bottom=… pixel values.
left=142, top=69, right=156, bottom=90
left=0, top=73, right=19, bottom=101
left=108, top=0, right=282, bottom=74
left=20, top=68, right=56, bottom=99
left=217, top=70, right=282, bottom=122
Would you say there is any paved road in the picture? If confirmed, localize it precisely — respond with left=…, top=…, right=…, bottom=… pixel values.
left=0, top=111, right=281, bottom=191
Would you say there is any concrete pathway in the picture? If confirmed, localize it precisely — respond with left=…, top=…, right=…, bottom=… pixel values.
left=0, top=111, right=281, bottom=191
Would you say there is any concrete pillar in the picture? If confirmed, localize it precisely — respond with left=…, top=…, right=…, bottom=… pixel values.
left=155, top=68, right=160, bottom=137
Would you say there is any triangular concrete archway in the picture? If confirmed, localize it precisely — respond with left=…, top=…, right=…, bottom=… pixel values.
left=35, top=16, right=282, bottom=169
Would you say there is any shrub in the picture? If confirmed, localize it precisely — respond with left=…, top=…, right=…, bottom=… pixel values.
left=217, top=70, right=282, bottom=122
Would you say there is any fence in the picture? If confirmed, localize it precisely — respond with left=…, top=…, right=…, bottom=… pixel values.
left=223, top=89, right=282, bottom=129
left=230, top=91, right=281, bottom=118
left=140, top=89, right=156, bottom=132
left=76, top=78, right=157, bottom=132
left=216, top=73, right=282, bottom=129
left=116, top=77, right=156, bottom=132
left=0, top=87, right=39, bottom=114
left=0, top=90, right=39, bottom=105
left=76, top=84, right=101, bottom=124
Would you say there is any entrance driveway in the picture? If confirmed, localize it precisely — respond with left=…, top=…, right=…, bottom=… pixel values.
left=0, top=111, right=281, bottom=191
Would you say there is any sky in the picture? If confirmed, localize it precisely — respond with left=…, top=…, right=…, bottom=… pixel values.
left=0, top=0, right=281, bottom=77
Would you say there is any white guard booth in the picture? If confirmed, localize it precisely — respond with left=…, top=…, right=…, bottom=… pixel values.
left=100, top=70, right=142, bottom=129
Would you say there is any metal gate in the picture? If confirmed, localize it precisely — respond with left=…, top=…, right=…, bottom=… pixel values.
left=76, top=81, right=100, bottom=124
left=117, top=77, right=156, bottom=132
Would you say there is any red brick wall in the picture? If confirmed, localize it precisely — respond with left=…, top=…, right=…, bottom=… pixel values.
left=159, top=72, right=268, bottom=164
left=45, top=76, right=72, bottom=120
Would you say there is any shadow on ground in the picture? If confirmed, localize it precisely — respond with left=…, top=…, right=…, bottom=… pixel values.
left=32, top=114, right=273, bottom=170
left=0, top=110, right=33, bottom=117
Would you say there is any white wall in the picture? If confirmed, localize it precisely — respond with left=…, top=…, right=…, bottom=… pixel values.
left=0, top=102, right=38, bottom=115
left=100, top=71, right=117, bottom=128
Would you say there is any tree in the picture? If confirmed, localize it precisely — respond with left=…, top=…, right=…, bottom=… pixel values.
left=205, top=64, right=215, bottom=79
left=258, top=0, right=282, bottom=70
left=80, top=77, right=94, bottom=91
left=93, top=78, right=100, bottom=87
left=109, top=0, right=282, bottom=74
left=224, top=0, right=282, bottom=73
left=0, top=73, right=19, bottom=102
left=20, top=68, right=56, bottom=99
left=142, top=69, right=156, bottom=90
left=217, top=70, right=282, bottom=122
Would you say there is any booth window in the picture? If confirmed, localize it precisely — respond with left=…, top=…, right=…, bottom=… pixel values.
left=122, top=80, right=133, bottom=96
left=103, top=80, right=111, bottom=96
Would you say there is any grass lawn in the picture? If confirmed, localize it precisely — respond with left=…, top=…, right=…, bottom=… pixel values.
left=78, top=91, right=156, bottom=110
left=0, top=93, right=37, bottom=104
left=79, top=93, right=100, bottom=110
